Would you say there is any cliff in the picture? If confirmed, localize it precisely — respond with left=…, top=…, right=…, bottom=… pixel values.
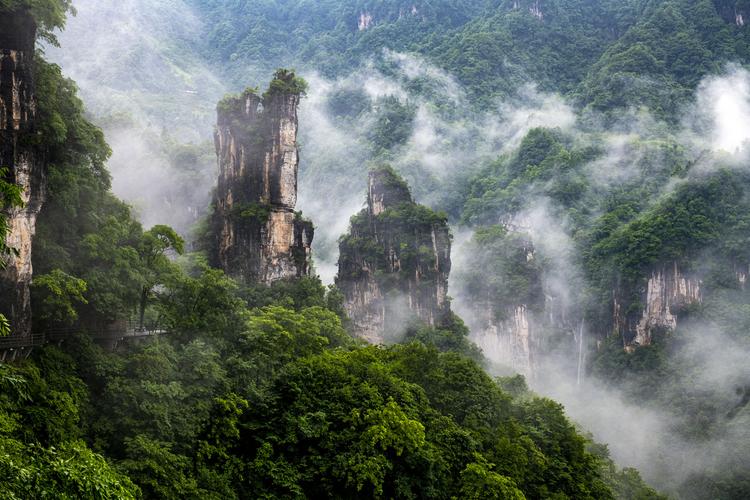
left=474, top=304, right=535, bottom=375
left=336, top=166, right=451, bottom=343
left=0, top=9, right=44, bottom=337
left=510, top=0, right=545, bottom=20
left=614, top=262, right=701, bottom=351
left=211, top=71, right=313, bottom=284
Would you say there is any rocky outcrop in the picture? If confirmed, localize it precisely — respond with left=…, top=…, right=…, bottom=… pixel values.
left=511, top=0, right=545, bottom=20
left=336, top=167, right=451, bottom=343
left=211, top=71, right=313, bottom=284
left=615, top=262, right=701, bottom=350
left=358, top=12, right=373, bottom=30
left=0, top=10, right=44, bottom=337
left=736, top=262, right=748, bottom=289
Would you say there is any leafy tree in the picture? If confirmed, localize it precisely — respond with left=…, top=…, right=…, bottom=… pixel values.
left=157, top=262, right=248, bottom=341
left=0, top=0, right=76, bottom=44
left=32, top=269, right=88, bottom=328
left=0, top=362, right=139, bottom=499
left=136, top=225, right=184, bottom=330
left=459, top=454, right=526, bottom=500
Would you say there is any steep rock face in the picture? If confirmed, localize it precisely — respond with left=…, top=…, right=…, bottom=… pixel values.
left=211, top=73, right=313, bottom=284
left=0, top=10, right=43, bottom=337
left=358, top=12, right=374, bottom=30
left=336, top=167, right=451, bottom=343
left=614, top=262, right=701, bottom=350
left=474, top=304, right=535, bottom=376
left=511, top=0, right=545, bottom=20
left=467, top=232, right=540, bottom=376
left=736, top=262, right=748, bottom=289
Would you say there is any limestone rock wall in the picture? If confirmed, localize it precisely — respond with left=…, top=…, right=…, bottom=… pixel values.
left=0, top=10, right=44, bottom=337
left=211, top=73, right=313, bottom=285
left=614, top=262, right=702, bottom=350
left=336, top=167, right=451, bottom=343
left=474, top=304, right=534, bottom=376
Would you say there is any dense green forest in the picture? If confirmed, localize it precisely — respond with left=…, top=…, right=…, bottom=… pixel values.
left=2, top=0, right=750, bottom=498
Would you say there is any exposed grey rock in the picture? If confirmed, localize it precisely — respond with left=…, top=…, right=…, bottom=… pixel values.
left=336, top=166, right=451, bottom=343
left=211, top=72, right=313, bottom=284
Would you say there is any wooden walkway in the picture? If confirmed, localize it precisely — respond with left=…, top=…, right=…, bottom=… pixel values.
left=0, top=326, right=167, bottom=362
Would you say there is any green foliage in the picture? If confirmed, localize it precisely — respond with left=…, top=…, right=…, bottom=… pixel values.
left=371, top=164, right=412, bottom=196
left=367, top=96, right=417, bottom=151
left=584, top=168, right=750, bottom=315
left=0, top=0, right=75, bottom=44
left=378, top=202, right=448, bottom=228
left=577, top=0, right=739, bottom=119
left=0, top=440, right=140, bottom=499
left=136, top=225, right=184, bottom=329
left=0, top=315, right=10, bottom=337
left=264, top=68, right=308, bottom=97
left=462, top=127, right=592, bottom=224
left=28, top=57, right=188, bottom=330
left=457, top=225, right=544, bottom=320
left=459, top=454, right=526, bottom=500
left=31, top=57, right=134, bottom=326
left=119, top=435, right=198, bottom=499
left=0, top=361, right=138, bottom=499
left=402, top=313, right=482, bottom=361
left=1, top=271, right=634, bottom=499
left=157, top=261, right=249, bottom=341
left=233, top=201, right=271, bottom=223
left=217, top=86, right=260, bottom=114
left=32, top=269, right=88, bottom=327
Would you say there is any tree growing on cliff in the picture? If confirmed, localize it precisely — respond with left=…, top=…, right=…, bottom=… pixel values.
left=0, top=0, right=75, bottom=44
left=265, top=68, right=308, bottom=96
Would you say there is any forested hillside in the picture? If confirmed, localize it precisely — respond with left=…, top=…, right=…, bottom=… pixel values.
left=2, top=0, right=750, bottom=498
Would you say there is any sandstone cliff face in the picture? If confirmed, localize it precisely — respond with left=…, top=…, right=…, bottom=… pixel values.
left=614, top=262, right=701, bottom=350
left=211, top=72, right=313, bottom=284
left=336, top=167, right=451, bottom=343
left=0, top=11, right=44, bottom=337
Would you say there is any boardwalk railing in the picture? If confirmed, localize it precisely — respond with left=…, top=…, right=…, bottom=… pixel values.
left=0, top=324, right=169, bottom=362
left=0, top=333, right=46, bottom=350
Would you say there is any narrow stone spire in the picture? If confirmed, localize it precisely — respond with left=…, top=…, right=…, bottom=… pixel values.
left=336, top=166, right=452, bottom=343
left=211, top=70, right=313, bottom=284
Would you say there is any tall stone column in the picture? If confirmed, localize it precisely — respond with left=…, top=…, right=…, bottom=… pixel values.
left=336, top=166, right=452, bottom=343
left=212, top=71, right=313, bottom=284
